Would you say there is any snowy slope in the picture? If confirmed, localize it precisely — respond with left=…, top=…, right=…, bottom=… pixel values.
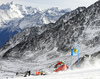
left=1, top=0, right=100, bottom=79
left=0, top=0, right=100, bottom=72
left=11, top=68, right=100, bottom=79
left=0, top=54, right=99, bottom=79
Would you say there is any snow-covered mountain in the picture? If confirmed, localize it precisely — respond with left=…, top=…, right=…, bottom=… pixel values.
left=0, top=2, right=71, bottom=28
left=0, top=1, right=23, bottom=28
left=17, top=7, right=71, bottom=29
left=0, top=1, right=71, bottom=47
left=1, top=0, right=100, bottom=70
left=0, top=6, right=86, bottom=58
left=0, top=1, right=42, bottom=28
left=0, top=0, right=100, bottom=79
left=0, top=1, right=71, bottom=28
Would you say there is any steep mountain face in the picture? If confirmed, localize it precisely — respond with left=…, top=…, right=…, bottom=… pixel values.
left=56, top=7, right=86, bottom=25
left=0, top=2, right=71, bottom=47
left=0, top=7, right=85, bottom=58
left=1, top=0, right=100, bottom=70
left=0, top=23, right=54, bottom=57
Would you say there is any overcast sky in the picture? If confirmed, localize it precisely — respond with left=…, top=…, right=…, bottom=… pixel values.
left=0, top=0, right=98, bottom=10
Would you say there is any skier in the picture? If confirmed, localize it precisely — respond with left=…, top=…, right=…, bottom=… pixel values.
left=54, top=61, right=68, bottom=72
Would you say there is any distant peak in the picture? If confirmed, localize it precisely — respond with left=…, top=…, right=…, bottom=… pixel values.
left=75, top=7, right=86, bottom=12
left=48, top=7, right=60, bottom=11
left=10, top=1, right=14, bottom=5
left=6, top=1, right=14, bottom=5
left=77, top=7, right=86, bottom=9
left=51, top=7, right=59, bottom=9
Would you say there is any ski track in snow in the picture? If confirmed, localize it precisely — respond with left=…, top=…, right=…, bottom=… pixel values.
left=4, top=58, right=100, bottom=79
left=9, top=68, right=100, bottom=79
left=0, top=49, right=99, bottom=79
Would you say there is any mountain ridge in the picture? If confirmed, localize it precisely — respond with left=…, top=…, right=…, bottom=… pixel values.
left=0, top=6, right=86, bottom=58
left=1, top=0, right=100, bottom=64
left=0, top=2, right=71, bottom=47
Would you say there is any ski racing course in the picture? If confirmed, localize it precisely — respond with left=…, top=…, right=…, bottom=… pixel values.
left=9, top=58, right=100, bottom=79
left=10, top=67, right=100, bottom=79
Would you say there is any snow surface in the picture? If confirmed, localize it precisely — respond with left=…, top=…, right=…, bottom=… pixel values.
left=6, top=58, right=100, bottom=79
left=0, top=55, right=99, bottom=79
left=11, top=69, right=100, bottom=79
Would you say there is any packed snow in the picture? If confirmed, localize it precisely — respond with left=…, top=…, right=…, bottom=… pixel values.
left=0, top=53, right=99, bottom=79
left=11, top=69, right=100, bottom=79
left=1, top=58, right=98, bottom=79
